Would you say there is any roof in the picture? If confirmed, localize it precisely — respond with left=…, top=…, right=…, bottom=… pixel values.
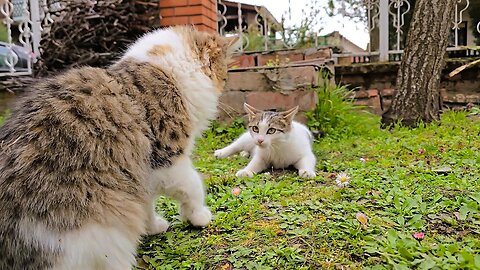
left=221, top=0, right=281, bottom=30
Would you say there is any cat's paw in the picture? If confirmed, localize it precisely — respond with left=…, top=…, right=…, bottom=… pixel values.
left=236, top=169, right=254, bottom=178
left=239, top=151, right=250, bottom=158
left=214, top=149, right=229, bottom=159
left=299, top=169, right=316, bottom=178
left=180, top=206, right=212, bottom=227
left=147, top=215, right=170, bottom=235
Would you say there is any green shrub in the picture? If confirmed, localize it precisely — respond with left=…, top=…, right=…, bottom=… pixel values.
left=305, top=76, right=379, bottom=139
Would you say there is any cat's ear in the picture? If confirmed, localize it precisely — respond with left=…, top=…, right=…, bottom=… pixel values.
left=281, top=106, right=298, bottom=123
left=244, top=103, right=261, bottom=120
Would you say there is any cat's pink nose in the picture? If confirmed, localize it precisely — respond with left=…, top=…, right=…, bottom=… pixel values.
left=257, top=138, right=264, bottom=144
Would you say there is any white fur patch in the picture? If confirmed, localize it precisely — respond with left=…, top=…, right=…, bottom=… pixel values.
left=122, top=28, right=220, bottom=152
left=18, top=218, right=141, bottom=270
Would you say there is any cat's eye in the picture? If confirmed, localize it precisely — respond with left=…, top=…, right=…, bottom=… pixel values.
left=251, top=126, right=259, bottom=133
left=267, top=128, right=276, bottom=134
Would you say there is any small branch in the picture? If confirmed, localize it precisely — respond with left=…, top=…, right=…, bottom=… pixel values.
left=448, top=58, right=480, bottom=77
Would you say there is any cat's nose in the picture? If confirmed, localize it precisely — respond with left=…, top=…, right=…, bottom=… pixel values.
left=257, top=138, right=264, bottom=144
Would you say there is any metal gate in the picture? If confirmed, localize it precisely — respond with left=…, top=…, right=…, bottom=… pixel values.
left=0, top=0, right=53, bottom=76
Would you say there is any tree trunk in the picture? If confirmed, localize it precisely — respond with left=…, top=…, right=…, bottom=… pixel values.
left=381, top=0, right=456, bottom=128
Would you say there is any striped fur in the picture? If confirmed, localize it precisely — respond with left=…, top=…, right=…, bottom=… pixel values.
left=0, top=26, right=233, bottom=270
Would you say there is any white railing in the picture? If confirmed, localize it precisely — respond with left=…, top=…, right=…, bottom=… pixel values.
left=0, top=0, right=52, bottom=77
left=217, top=0, right=480, bottom=62
left=368, top=0, right=480, bottom=62
left=217, top=0, right=320, bottom=53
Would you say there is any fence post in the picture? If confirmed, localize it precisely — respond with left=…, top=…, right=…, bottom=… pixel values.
left=30, top=0, right=41, bottom=58
left=379, top=0, right=389, bottom=61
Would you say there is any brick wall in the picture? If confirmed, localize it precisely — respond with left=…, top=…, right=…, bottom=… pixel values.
left=219, top=66, right=324, bottom=123
left=159, top=0, right=217, bottom=32
left=219, top=47, right=334, bottom=123
left=335, top=60, right=480, bottom=114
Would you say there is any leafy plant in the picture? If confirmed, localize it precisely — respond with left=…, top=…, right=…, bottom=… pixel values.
left=305, top=74, right=378, bottom=138
left=207, top=117, right=246, bottom=142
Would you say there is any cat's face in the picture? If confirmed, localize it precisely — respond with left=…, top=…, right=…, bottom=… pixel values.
left=174, top=26, right=239, bottom=93
left=244, top=103, right=298, bottom=148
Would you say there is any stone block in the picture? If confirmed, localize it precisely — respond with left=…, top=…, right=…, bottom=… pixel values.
left=245, top=90, right=317, bottom=112
left=217, top=91, right=247, bottom=121
left=257, top=51, right=304, bottom=66
left=382, top=99, right=392, bottom=112
left=354, top=96, right=382, bottom=115
left=367, top=89, right=378, bottom=97
left=225, top=71, right=269, bottom=91
left=304, top=47, right=332, bottom=60
left=229, top=54, right=256, bottom=68
left=353, top=90, right=368, bottom=99
left=380, top=88, right=396, bottom=97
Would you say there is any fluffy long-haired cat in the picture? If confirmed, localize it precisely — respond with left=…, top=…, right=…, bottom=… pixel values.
left=214, top=103, right=317, bottom=178
left=0, top=26, right=236, bottom=270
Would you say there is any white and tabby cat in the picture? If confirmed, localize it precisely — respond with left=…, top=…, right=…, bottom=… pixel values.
left=0, top=26, right=236, bottom=270
left=215, top=103, right=316, bottom=178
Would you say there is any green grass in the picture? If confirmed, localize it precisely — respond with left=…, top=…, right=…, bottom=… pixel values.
left=1, top=99, right=478, bottom=269
left=137, top=111, right=480, bottom=269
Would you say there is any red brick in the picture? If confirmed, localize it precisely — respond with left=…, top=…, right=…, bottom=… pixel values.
left=439, top=88, right=448, bottom=100
left=193, top=24, right=215, bottom=32
left=229, top=54, right=256, bottom=68
left=354, top=96, right=382, bottom=115
left=175, top=5, right=205, bottom=16
left=160, top=0, right=188, bottom=8
left=159, top=7, right=175, bottom=17
left=245, top=90, right=317, bottom=112
left=304, top=47, right=332, bottom=60
left=160, top=16, right=189, bottom=26
left=353, top=90, right=368, bottom=99
left=367, top=89, right=378, bottom=98
left=218, top=91, right=246, bottom=115
left=380, top=88, right=396, bottom=97
left=189, top=15, right=207, bottom=24
left=188, top=0, right=210, bottom=5
left=257, top=52, right=304, bottom=66
left=337, top=56, right=353, bottom=65
left=225, top=72, right=269, bottom=91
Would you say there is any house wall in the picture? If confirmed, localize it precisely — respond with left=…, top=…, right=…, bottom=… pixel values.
left=159, top=0, right=217, bottom=32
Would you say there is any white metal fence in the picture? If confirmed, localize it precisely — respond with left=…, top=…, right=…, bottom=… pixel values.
left=366, top=0, right=480, bottom=63
left=0, top=0, right=53, bottom=77
left=217, top=0, right=480, bottom=62
left=217, top=0, right=321, bottom=53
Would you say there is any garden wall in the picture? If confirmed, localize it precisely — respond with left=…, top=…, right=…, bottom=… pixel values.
left=218, top=47, right=334, bottom=123
left=335, top=60, right=480, bottom=114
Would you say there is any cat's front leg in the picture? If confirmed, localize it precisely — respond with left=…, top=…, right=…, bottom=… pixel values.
left=294, top=153, right=317, bottom=178
left=145, top=197, right=170, bottom=235
left=214, top=132, right=253, bottom=158
left=236, top=155, right=267, bottom=178
left=159, top=156, right=212, bottom=227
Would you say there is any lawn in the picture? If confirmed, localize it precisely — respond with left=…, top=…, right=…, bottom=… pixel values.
left=137, top=110, right=480, bottom=270
left=1, top=102, right=479, bottom=269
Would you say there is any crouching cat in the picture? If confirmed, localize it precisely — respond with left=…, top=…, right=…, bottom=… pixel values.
left=214, top=103, right=316, bottom=178
left=0, top=26, right=236, bottom=270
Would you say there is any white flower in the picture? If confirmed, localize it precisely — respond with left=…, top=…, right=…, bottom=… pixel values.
left=359, top=157, right=366, bottom=162
left=335, top=172, right=350, bottom=187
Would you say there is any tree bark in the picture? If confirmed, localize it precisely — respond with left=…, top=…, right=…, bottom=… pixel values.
left=381, top=0, right=456, bottom=128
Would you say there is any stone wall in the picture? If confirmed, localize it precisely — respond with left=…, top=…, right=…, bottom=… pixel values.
left=219, top=47, right=334, bottom=123
left=335, top=60, right=480, bottom=114
left=219, top=66, right=327, bottom=123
